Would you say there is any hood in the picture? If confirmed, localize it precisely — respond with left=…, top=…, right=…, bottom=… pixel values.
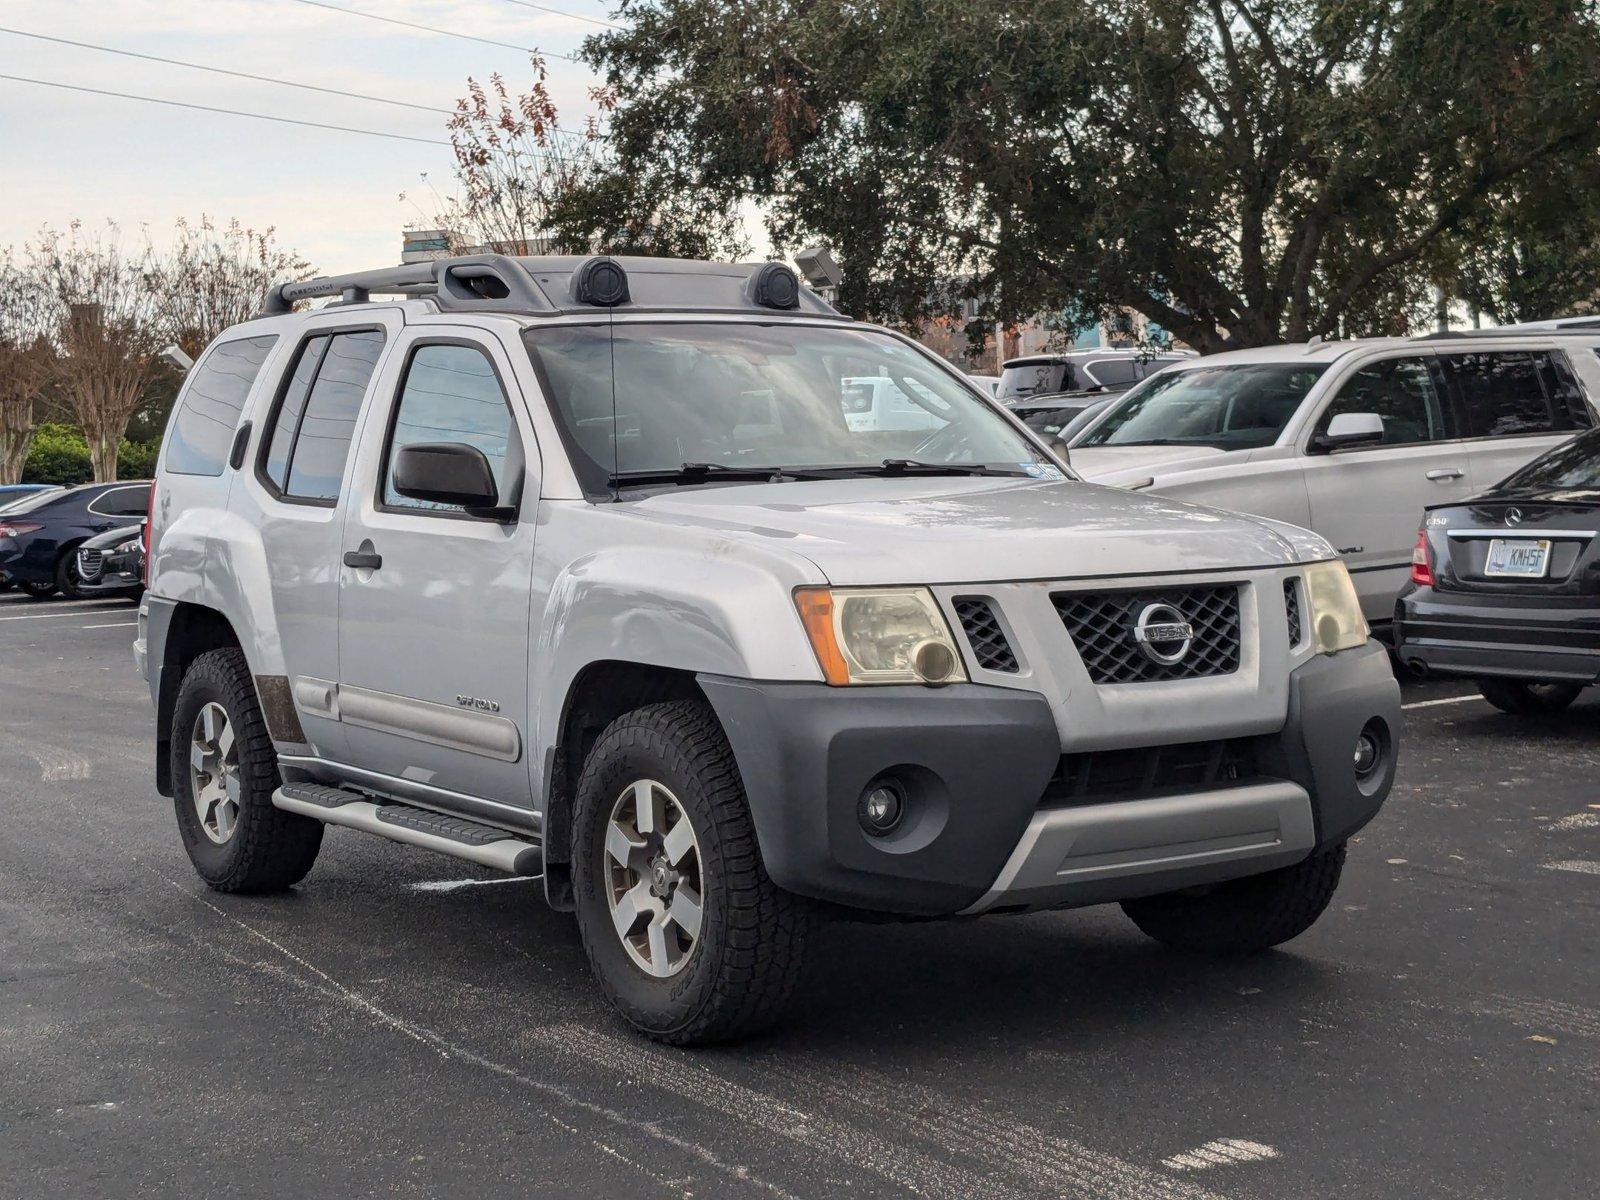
left=1069, top=444, right=1232, bottom=483
left=626, top=475, right=1309, bottom=586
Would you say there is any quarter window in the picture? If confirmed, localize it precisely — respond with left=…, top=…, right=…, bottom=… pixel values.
left=1443, top=351, right=1570, bottom=438
left=260, top=329, right=385, bottom=502
left=163, top=335, right=277, bottom=476
left=89, top=484, right=151, bottom=516
left=381, top=343, right=516, bottom=513
left=1316, top=357, right=1447, bottom=447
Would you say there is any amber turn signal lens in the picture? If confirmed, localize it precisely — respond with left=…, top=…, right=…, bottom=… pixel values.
left=793, top=587, right=851, bottom=686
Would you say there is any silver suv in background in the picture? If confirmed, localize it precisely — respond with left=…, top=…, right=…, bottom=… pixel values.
left=1068, top=332, right=1600, bottom=630
left=137, top=255, right=1399, bottom=1044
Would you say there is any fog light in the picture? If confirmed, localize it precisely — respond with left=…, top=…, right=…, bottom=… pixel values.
left=1353, top=728, right=1381, bottom=778
left=858, top=782, right=904, bottom=836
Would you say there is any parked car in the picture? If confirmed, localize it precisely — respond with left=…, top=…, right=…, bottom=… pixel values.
left=1011, top=390, right=1118, bottom=440
left=140, top=254, right=1398, bottom=1044
left=996, top=349, right=1193, bottom=405
left=0, top=483, right=60, bottom=507
left=0, top=480, right=151, bottom=599
left=1068, top=332, right=1600, bottom=634
left=76, top=523, right=145, bottom=597
left=840, top=375, right=945, bottom=436
left=967, top=373, right=1000, bottom=397
left=1396, top=427, right=1600, bottom=712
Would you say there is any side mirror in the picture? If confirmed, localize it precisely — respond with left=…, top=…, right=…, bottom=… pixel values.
left=1050, top=436, right=1073, bottom=471
left=1314, top=411, right=1385, bottom=453
left=392, top=442, right=502, bottom=511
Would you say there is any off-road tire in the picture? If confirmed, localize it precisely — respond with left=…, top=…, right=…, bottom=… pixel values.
left=171, top=647, right=323, bottom=893
left=1121, top=843, right=1346, bottom=954
left=1476, top=678, right=1582, bottom=715
left=572, top=700, right=816, bottom=1045
left=54, top=549, right=90, bottom=600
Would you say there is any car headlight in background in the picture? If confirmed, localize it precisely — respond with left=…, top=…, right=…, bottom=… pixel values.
left=1303, top=559, right=1368, bottom=654
left=794, top=587, right=967, bottom=686
left=115, top=538, right=141, bottom=554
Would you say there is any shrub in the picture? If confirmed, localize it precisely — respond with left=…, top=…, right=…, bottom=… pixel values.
left=20, top=423, right=160, bottom=484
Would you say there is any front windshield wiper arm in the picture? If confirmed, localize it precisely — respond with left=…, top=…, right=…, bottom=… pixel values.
left=875, top=459, right=1029, bottom=477
left=609, top=462, right=845, bottom=488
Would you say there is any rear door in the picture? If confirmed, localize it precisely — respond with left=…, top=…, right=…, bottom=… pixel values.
left=335, top=327, right=540, bottom=813
left=1300, top=353, right=1474, bottom=622
left=1441, top=349, right=1594, bottom=492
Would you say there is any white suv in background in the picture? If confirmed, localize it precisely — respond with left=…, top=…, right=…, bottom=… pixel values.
left=1067, top=332, right=1600, bottom=630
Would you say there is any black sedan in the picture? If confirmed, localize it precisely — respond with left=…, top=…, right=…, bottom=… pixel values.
left=1396, top=428, right=1600, bottom=713
left=0, top=480, right=151, bottom=599
left=75, top=523, right=145, bottom=597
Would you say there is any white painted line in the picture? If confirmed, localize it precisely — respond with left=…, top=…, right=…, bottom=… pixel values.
left=408, top=875, right=533, bottom=893
left=1402, top=693, right=1481, bottom=710
left=1544, top=860, right=1600, bottom=876
left=0, top=597, right=133, bottom=610
left=1546, top=813, right=1600, bottom=832
left=1162, top=1140, right=1279, bottom=1172
left=0, top=608, right=131, bottom=622
left=81, top=621, right=137, bottom=629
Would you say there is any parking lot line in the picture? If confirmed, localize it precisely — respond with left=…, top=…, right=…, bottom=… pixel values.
left=1401, top=693, right=1481, bottom=710
left=0, top=608, right=131, bottom=622
left=81, top=621, right=136, bottom=629
left=1543, top=861, right=1600, bottom=876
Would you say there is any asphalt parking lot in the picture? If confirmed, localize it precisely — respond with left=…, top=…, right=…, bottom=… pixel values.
left=1, top=588, right=1596, bottom=1199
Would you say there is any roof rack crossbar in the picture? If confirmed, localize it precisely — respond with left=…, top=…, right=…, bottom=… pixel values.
left=260, top=254, right=555, bottom=316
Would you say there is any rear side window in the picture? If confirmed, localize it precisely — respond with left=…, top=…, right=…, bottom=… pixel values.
left=1084, top=359, right=1138, bottom=387
left=89, top=484, right=151, bottom=516
left=381, top=343, right=515, bottom=514
left=260, top=329, right=385, bottom=503
left=1444, top=351, right=1577, bottom=438
left=164, top=335, right=278, bottom=476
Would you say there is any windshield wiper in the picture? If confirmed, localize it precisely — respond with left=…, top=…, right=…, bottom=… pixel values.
left=873, top=459, right=1029, bottom=478
left=609, top=463, right=795, bottom=487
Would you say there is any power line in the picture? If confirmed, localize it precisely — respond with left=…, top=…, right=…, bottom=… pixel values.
left=291, top=0, right=579, bottom=61
left=0, top=26, right=455, bottom=115
left=0, top=73, right=451, bottom=145
left=496, top=0, right=623, bottom=30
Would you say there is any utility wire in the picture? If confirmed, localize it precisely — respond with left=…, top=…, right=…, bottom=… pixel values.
left=291, top=0, right=579, bottom=60
left=0, top=26, right=455, bottom=115
left=496, top=0, right=623, bottom=30
left=0, top=73, right=451, bottom=145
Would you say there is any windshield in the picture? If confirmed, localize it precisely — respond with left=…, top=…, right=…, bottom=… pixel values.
left=1491, top=428, right=1600, bottom=496
left=523, top=322, right=1047, bottom=493
left=0, top=487, right=66, bottom=516
left=1077, top=363, right=1328, bottom=450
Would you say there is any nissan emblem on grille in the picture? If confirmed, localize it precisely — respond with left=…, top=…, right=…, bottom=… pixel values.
left=1132, top=602, right=1195, bottom=665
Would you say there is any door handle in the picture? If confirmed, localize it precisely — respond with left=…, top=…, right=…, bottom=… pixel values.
left=1426, top=468, right=1464, bottom=482
left=343, top=545, right=383, bottom=570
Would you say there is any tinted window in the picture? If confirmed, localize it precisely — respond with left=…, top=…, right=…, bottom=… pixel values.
left=1315, top=357, right=1448, bottom=447
left=383, top=344, right=515, bottom=513
left=1079, top=364, right=1327, bottom=450
left=1543, top=354, right=1593, bottom=430
left=996, top=361, right=1072, bottom=400
left=1083, top=359, right=1138, bottom=387
left=1492, top=428, right=1600, bottom=495
left=163, top=335, right=277, bottom=476
left=91, top=485, right=151, bottom=516
left=1444, top=351, right=1567, bottom=438
left=260, top=330, right=385, bottom=502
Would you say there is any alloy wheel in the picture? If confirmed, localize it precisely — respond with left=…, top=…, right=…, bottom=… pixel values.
left=603, top=779, right=704, bottom=978
left=189, top=702, right=241, bottom=844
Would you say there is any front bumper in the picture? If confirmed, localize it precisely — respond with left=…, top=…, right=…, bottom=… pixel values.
left=700, top=642, right=1400, bottom=917
left=1396, top=587, right=1600, bottom=684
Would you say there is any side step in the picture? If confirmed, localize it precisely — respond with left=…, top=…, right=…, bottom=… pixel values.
left=272, top=782, right=542, bottom=876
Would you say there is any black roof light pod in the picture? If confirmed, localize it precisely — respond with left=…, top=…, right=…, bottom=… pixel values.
left=571, top=256, right=631, bottom=307
left=748, top=262, right=802, bottom=310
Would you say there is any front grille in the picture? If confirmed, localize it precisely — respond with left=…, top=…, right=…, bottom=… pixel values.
left=77, top=548, right=104, bottom=581
left=952, top=597, right=1018, bottom=672
left=1052, top=585, right=1242, bottom=683
left=1042, top=738, right=1261, bottom=807
left=1284, top=578, right=1302, bottom=646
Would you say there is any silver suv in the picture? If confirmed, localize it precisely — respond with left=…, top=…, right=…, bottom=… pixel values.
left=137, top=255, right=1400, bottom=1043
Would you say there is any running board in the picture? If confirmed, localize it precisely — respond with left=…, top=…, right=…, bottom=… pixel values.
left=272, top=782, right=542, bottom=875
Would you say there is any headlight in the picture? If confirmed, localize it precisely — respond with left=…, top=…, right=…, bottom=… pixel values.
left=794, top=587, right=968, bottom=686
left=1303, top=560, right=1368, bottom=654
left=115, top=538, right=140, bottom=554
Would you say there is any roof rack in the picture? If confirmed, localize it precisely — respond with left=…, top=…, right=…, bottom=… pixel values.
left=258, top=253, right=843, bottom=320
left=1412, top=321, right=1600, bottom=341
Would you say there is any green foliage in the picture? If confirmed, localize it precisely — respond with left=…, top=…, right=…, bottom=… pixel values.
left=21, top=422, right=159, bottom=484
left=576, top=1, right=1600, bottom=348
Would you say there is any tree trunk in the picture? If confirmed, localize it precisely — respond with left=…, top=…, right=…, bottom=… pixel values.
left=0, top=402, right=32, bottom=484
left=86, top=427, right=119, bottom=483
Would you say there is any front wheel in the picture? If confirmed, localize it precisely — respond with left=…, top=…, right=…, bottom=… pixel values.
left=19, top=579, right=56, bottom=600
left=1476, top=678, right=1582, bottom=715
left=171, top=647, right=323, bottom=893
left=55, top=550, right=91, bottom=600
left=1121, top=844, right=1346, bottom=954
left=572, top=700, right=815, bottom=1045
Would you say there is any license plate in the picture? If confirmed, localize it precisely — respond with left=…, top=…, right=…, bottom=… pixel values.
left=1485, top=538, right=1551, bottom=577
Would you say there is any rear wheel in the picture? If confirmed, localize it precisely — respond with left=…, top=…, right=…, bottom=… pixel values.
left=1121, top=844, right=1346, bottom=954
left=1476, top=678, right=1582, bottom=715
left=171, top=647, right=323, bottom=893
left=572, top=700, right=815, bottom=1045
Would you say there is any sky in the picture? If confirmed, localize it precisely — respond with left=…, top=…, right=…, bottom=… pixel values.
left=0, top=0, right=625, bottom=275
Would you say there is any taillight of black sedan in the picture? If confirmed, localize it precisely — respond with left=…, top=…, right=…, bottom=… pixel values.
left=1395, top=428, right=1600, bottom=715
